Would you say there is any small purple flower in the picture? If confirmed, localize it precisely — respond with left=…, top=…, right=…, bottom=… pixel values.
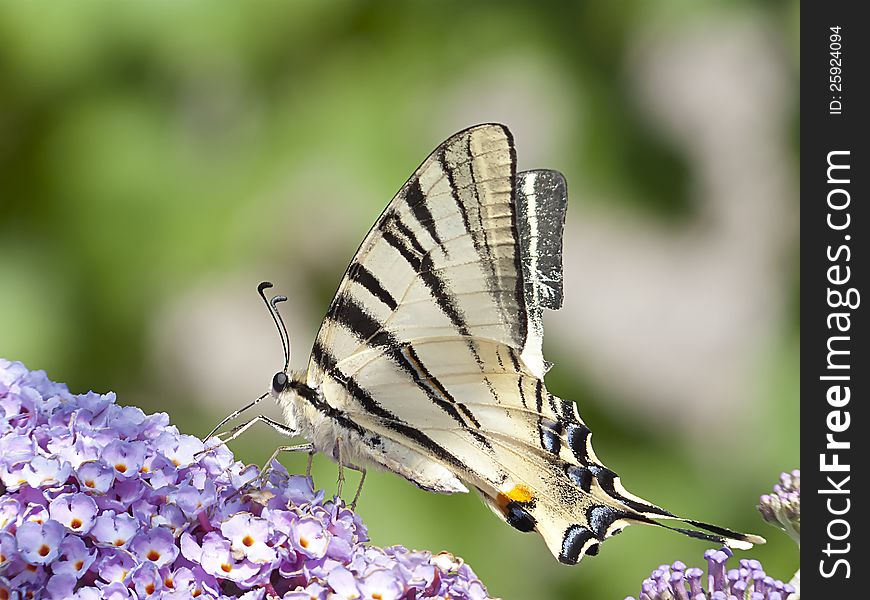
left=147, top=503, right=187, bottom=537
left=360, top=568, right=404, bottom=600
left=129, top=526, right=179, bottom=568
left=758, top=469, right=800, bottom=545
left=140, top=454, right=179, bottom=489
left=46, top=572, right=78, bottom=600
left=90, top=510, right=139, bottom=548
left=167, top=479, right=217, bottom=518
left=129, top=561, right=164, bottom=597
left=160, top=565, right=199, bottom=596
left=1, top=497, right=22, bottom=532
left=75, top=460, right=116, bottom=494
left=327, top=566, right=361, bottom=598
left=291, top=517, right=330, bottom=559
left=155, top=432, right=204, bottom=468
left=14, top=519, right=65, bottom=564
left=0, top=434, right=36, bottom=466
left=49, top=492, right=99, bottom=534
left=221, top=512, right=277, bottom=564
left=0, top=531, right=17, bottom=568
left=95, top=548, right=137, bottom=583
left=22, top=455, right=71, bottom=489
left=21, top=501, right=50, bottom=526
left=196, top=531, right=263, bottom=583
left=100, top=581, right=134, bottom=599
left=52, top=534, right=97, bottom=577
left=284, top=582, right=329, bottom=599
left=102, top=439, right=147, bottom=479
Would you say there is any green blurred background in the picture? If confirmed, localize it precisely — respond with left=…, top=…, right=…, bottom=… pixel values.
left=0, top=1, right=799, bottom=598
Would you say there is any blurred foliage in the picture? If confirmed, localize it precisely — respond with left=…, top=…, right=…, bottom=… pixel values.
left=1, top=2, right=798, bottom=599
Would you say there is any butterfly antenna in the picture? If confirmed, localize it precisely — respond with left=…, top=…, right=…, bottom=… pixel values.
left=257, top=281, right=291, bottom=372
left=271, top=295, right=291, bottom=372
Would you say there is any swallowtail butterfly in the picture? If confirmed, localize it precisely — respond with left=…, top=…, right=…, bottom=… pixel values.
left=212, top=124, right=764, bottom=564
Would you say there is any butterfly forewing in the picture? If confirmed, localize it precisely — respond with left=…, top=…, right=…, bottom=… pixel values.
left=308, top=124, right=528, bottom=373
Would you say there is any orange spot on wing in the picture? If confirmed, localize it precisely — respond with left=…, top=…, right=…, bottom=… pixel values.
left=496, top=484, right=534, bottom=510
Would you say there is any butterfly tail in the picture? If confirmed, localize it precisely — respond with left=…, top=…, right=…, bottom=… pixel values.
left=637, top=512, right=767, bottom=550
left=532, top=502, right=765, bottom=566
left=598, top=479, right=767, bottom=551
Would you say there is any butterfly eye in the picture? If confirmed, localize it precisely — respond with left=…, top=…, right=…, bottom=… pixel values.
left=271, top=372, right=289, bottom=394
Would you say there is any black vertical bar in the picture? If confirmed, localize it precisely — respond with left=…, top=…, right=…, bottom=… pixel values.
left=802, top=2, right=867, bottom=597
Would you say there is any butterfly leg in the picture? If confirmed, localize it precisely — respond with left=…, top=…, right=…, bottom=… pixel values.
left=335, top=440, right=346, bottom=498
left=211, top=414, right=297, bottom=446
left=331, top=439, right=367, bottom=507
left=256, top=442, right=315, bottom=488
left=350, top=468, right=367, bottom=510
left=306, top=451, right=315, bottom=479
left=205, top=392, right=267, bottom=440
left=195, top=415, right=299, bottom=468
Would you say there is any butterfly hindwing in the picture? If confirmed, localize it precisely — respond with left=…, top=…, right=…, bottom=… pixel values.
left=319, top=333, right=667, bottom=563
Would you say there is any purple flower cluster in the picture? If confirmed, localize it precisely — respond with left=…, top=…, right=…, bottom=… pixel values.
left=757, top=470, right=800, bottom=545
left=625, top=547, right=797, bottom=600
left=1, top=359, right=492, bottom=599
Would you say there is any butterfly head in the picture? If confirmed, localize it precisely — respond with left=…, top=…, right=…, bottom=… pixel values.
left=271, top=371, right=289, bottom=395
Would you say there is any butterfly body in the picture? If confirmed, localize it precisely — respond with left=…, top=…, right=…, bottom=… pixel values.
left=259, top=124, right=763, bottom=564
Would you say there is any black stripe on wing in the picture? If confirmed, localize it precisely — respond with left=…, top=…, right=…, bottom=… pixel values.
left=437, top=151, right=473, bottom=245
left=405, top=177, right=443, bottom=247
left=506, top=348, right=529, bottom=409
left=326, top=291, right=392, bottom=349
left=503, top=135, right=528, bottom=347
left=348, top=262, right=398, bottom=311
